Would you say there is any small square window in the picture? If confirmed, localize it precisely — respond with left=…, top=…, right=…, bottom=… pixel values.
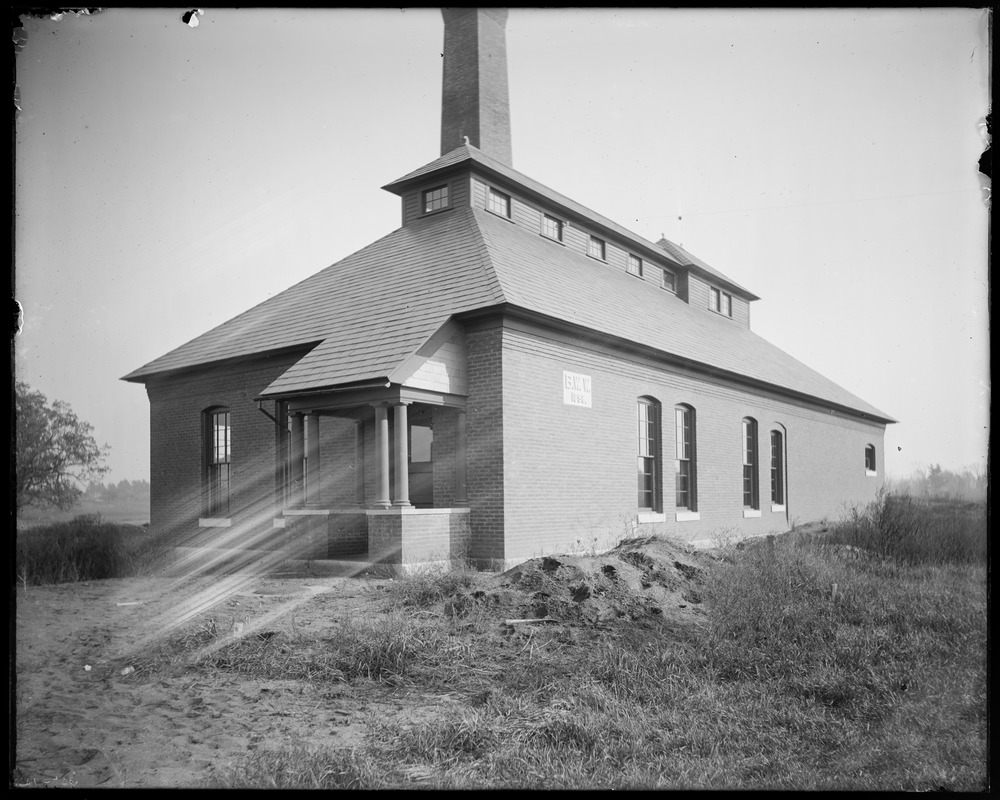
left=422, top=185, right=449, bottom=213
left=627, top=254, right=643, bottom=277
left=661, top=269, right=676, bottom=292
left=488, top=188, right=511, bottom=218
left=542, top=215, right=563, bottom=241
left=710, top=287, right=733, bottom=317
left=588, top=236, right=606, bottom=260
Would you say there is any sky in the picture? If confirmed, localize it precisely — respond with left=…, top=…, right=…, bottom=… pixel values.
left=14, top=7, right=990, bottom=485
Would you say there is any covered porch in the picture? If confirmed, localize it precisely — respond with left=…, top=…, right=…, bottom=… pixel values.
left=264, top=384, right=472, bottom=567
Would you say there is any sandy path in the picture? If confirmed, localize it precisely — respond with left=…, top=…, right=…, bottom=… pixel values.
left=13, top=575, right=382, bottom=788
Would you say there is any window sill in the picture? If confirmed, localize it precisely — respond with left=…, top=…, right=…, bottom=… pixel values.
left=676, top=511, right=700, bottom=522
left=626, top=270, right=644, bottom=279
left=539, top=233, right=566, bottom=245
left=586, top=253, right=608, bottom=263
left=866, top=470, right=877, bottom=477
left=636, top=512, right=665, bottom=524
left=743, top=509, right=762, bottom=518
left=771, top=504, right=786, bottom=513
left=199, top=518, right=231, bottom=528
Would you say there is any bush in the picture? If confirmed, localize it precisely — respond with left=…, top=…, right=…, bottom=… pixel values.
left=15, top=515, right=162, bottom=585
left=829, top=489, right=986, bottom=566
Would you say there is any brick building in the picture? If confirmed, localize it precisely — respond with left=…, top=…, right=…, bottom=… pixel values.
left=123, top=9, right=894, bottom=569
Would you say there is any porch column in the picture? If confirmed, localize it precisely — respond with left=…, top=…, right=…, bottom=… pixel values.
left=455, top=408, right=468, bottom=504
left=393, top=402, right=412, bottom=507
left=373, top=404, right=391, bottom=508
left=354, top=420, right=365, bottom=505
left=290, top=412, right=305, bottom=506
left=305, top=413, right=320, bottom=505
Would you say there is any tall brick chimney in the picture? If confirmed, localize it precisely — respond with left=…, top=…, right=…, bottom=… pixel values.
left=440, top=8, right=513, bottom=166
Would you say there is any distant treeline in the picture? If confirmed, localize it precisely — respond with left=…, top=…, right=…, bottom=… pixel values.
left=84, top=479, right=150, bottom=505
left=887, top=463, right=987, bottom=502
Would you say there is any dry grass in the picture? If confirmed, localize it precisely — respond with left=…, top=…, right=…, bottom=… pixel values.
left=23, top=495, right=986, bottom=790
left=207, top=497, right=989, bottom=789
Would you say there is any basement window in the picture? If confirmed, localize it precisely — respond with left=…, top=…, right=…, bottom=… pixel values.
left=422, top=184, right=450, bottom=213
left=588, top=236, right=606, bottom=261
left=488, top=187, right=511, bottom=218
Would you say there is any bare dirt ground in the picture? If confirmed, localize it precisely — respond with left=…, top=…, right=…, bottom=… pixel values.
left=12, top=536, right=715, bottom=788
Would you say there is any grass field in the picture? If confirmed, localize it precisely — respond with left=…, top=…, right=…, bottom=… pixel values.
left=17, top=498, right=150, bottom=530
left=13, top=492, right=988, bottom=789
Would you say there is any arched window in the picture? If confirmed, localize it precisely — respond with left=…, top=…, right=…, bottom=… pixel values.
left=205, top=407, right=231, bottom=517
left=865, top=444, right=877, bottom=474
left=770, top=429, right=785, bottom=506
left=742, top=417, right=759, bottom=510
left=675, top=404, right=697, bottom=511
left=637, top=398, right=661, bottom=511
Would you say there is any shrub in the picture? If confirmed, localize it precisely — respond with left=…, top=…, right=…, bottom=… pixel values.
left=15, top=515, right=163, bottom=585
left=829, top=489, right=986, bottom=566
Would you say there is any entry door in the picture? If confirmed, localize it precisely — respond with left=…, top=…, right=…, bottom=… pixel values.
left=409, top=423, right=433, bottom=508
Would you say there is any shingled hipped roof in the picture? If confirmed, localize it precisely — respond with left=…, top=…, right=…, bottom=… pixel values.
left=123, top=193, right=893, bottom=422
left=384, top=144, right=759, bottom=300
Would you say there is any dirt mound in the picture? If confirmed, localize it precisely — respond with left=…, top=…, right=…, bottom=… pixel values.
left=446, top=535, right=713, bottom=630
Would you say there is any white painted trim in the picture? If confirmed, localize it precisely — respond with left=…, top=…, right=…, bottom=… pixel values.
left=771, top=504, right=786, bottom=513
left=866, top=470, right=877, bottom=477
left=199, top=518, right=231, bottom=528
left=675, top=511, right=700, bottom=522
left=366, top=507, right=471, bottom=516
left=636, top=512, right=666, bottom=524
left=743, top=509, right=762, bottom=518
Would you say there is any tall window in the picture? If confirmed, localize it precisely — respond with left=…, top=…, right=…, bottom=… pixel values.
left=770, top=430, right=784, bottom=505
left=637, top=398, right=660, bottom=510
left=675, top=404, right=696, bottom=510
left=865, top=445, right=877, bottom=473
left=627, top=253, right=643, bottom=277
left=743, top=418, right=759, bottom=509
left=588, top=236, right=606, bottom=260
left=542, top=214, right=563, bottom=241
left=488, top=187, right=511, bottom=217
left=206, top=408, right=231, bottom=517
left=422, top=184, right=449, bottom=213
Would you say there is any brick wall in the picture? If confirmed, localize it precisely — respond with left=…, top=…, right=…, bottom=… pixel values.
left=465, top=324, right=505, bottom=562
left=497, top=322, right=886, bottom=560
left=145, top=353, right=301, bottom=549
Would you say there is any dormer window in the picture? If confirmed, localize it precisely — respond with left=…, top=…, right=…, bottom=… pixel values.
left=661, top=269, right=676, bottom=293
left=627, top=254, right=643, bottom=277
left=588, top=236, right=606, bottom=260
left=488, top=188, right=511, bottom=218
left=422, top=184, right=449, bottom=213
left=542, top=214, right=563, bottom=241
left=710, top=287, right=732, bottom=317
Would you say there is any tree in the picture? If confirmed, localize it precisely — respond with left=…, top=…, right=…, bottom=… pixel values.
left=15, top=382, right=110, bottom=513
